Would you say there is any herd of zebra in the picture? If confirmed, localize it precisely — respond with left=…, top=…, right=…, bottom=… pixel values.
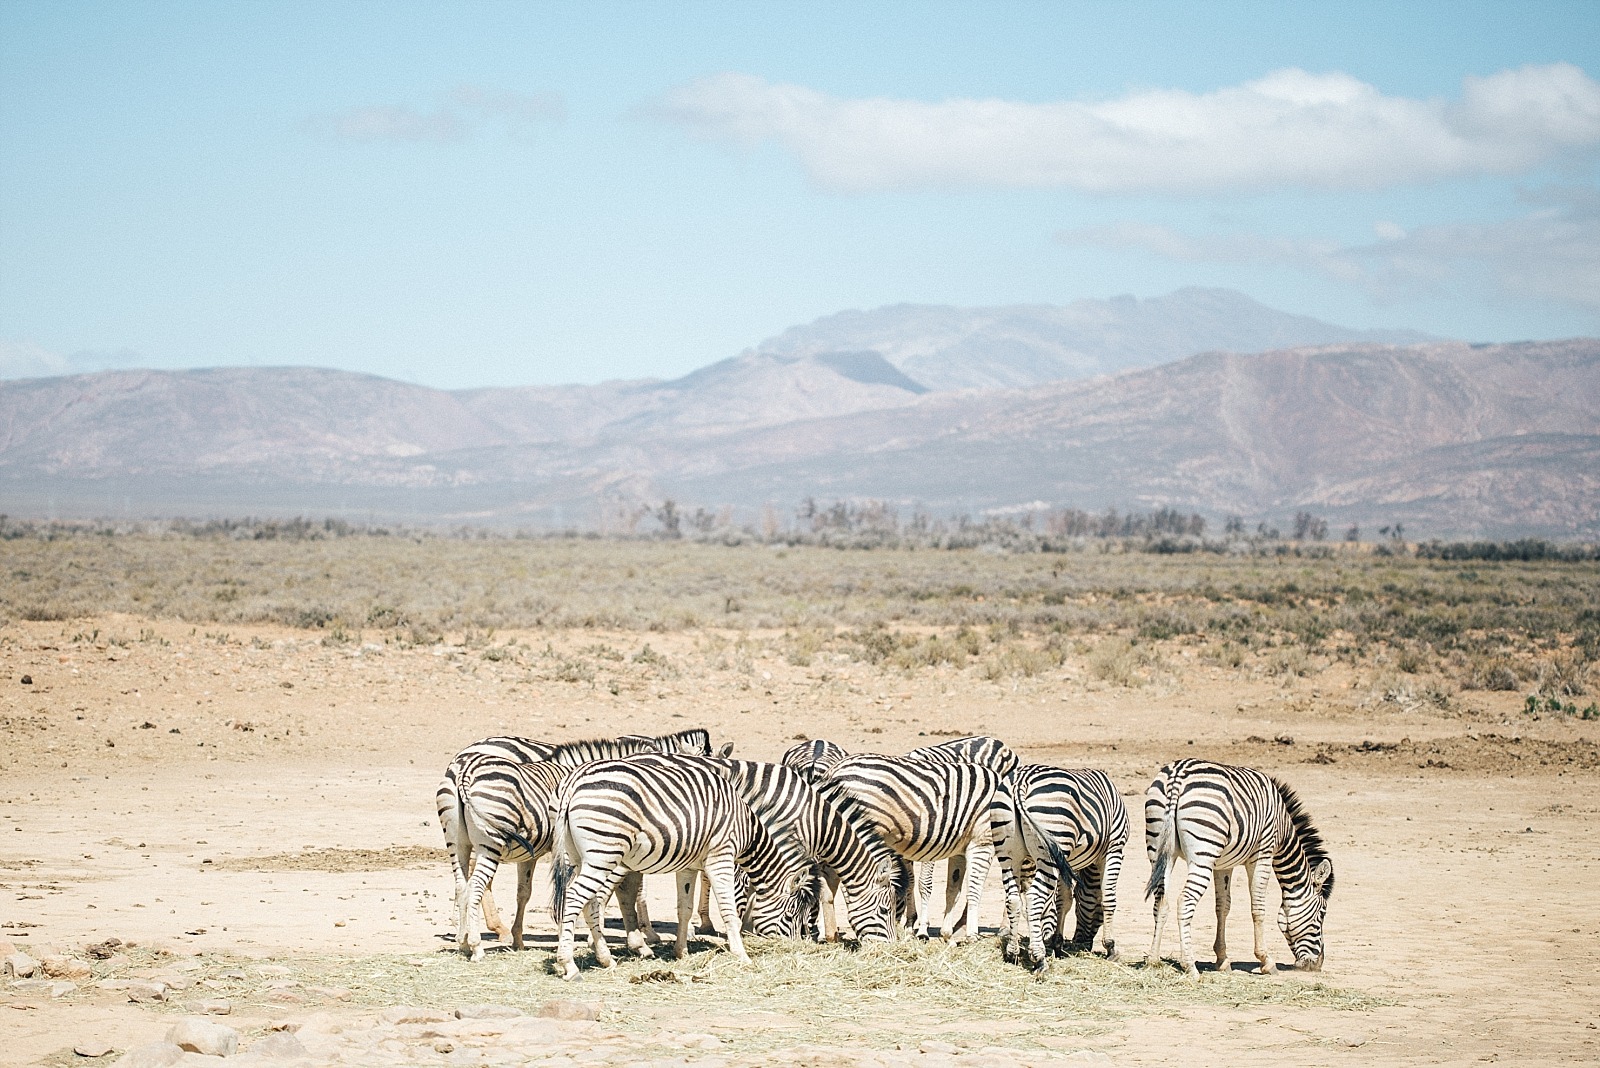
left=436, top=728, right=1334, bottom=981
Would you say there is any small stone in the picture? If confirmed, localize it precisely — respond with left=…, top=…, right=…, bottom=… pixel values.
left=304, top=984, right=350, bottom=1000
left=20, top=675, right=32, bottom=685
left=433, top=1041, right=456, bottom=1054
left=3, top=951, right=39, bottom=978
left=678, top=1033, right=722, bottom=1050
left=110, top=1041, right=185, bottom=1068
left=537, top=999, right=601, bottom=1022
left=8, top=978, right=70, bottom=997
left=151, top=973, right=193, bottom=991
left=41, top=955, right=94, bottom=979
left=84, top=938, right=123, bottom=960
left=101, top=979, right=166, bottom=1002
left=166, top=1018, right=239, bottom=1057
left=248, top=1031, right=310, bottom=1060
left=380, top=1006, right=450, bottom=1025
left=920, top=1040, right=960, bottom=1055
left=74, top=1041, right=115, bottom=1058
left=455, top=1003, right=524, bottom=1020
left=189, top=998, right=231, bottom=1015
left=265, top=990, right=304, bottom=1004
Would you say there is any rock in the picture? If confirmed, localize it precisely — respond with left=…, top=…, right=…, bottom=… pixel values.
left=380, top=1006, right=450, bottom=1025
left=303, top=985, right=350, bottom=1000
left=2, top=951, right=39, bottom=978
left=920, top=1040, right=960, bottom=1055
left=167, top=1018, right=240, bottom=1057
left=151, top=973, right=194, bottom=991
left=41, top=955, right=94, bottom=979
left=454, top=1003, right=524, bottom=1020
left=85, top=938, right=124, bottom=960
left=111, top=1041, right=185, bottom=1068
left=538, top=999, right=601, bottom=1021
left=102, top=979, right=167, bottom=1002
left=677, top=1033, right=723, bottom=1050
left=432, top=1040, right=455, bottom=1054
left=188, top=998, right=232, bottom=1015
left=248, top=1032, right=310, bottom=1060
left=74, top=1041, right=116, bottom=1058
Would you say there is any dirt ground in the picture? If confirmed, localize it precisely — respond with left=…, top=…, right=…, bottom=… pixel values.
left=3, top=614, right=1598, bottom=1066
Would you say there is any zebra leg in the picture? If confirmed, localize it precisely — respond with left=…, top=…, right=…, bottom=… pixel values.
left=633, top=879, right=663, bottom=946
left=944, top=836, right=993, bottom=944
left=695, top=871, right=717, bottom=935
left=915, top=861, right=935, bottom=939
left=556, top=860, right=624, bottom=981
left=1071, top=860, right=1103, bottom=953
left=1100, top=842, right=1124, bottom=961
left=1146, top=862, right=1171, bottom=969
left=941, top=854, right=966, bottom=940
left=615, top=872, right=654, bottom=957
left=461, top=849, right=501, bottom=963
left=819, top=868, right=842, bottom=942
left=705, top=849, right=751, bottom=963
left=1212, top=866, right=1233, bottom=971
left=1176, top=860, right=1215, bottom=978
left=675, top=869, right=698, bottom=960
left=479, top=874, right=511, bottom=945
left=512, top=859, right=534, bottom=951
left=1245, top=857, right=1273, bottom=975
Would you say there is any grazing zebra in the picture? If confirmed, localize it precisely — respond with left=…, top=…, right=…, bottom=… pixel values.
left=991, top=765, right=1128, bottom=970
left=550, top=754, right=814, bottom=980
left=823, top=754, right=1002, bottom=941
left=1144, top=760, right=1334, bottom=976
left=453, top=758, right=570, bottom=961
left=780, top=738, right=850, bottom=783
left=900, top=735, right=1020, bottom=933
left=436, top=728, right=718, bottom=946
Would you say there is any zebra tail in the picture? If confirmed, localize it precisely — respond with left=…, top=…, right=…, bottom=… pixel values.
left=1144, top=800, right=1177, bottom=901
left=1020, top=805, right=1075, bottom=897
left=550, top=814, right=575, bottom=922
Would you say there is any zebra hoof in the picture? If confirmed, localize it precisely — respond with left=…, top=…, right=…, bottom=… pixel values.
left=561, top=966, right=581, bottom=982
left=1293, top=956, right=1322, bottom=972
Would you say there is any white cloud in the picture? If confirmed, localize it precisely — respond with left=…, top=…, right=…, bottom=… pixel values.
left=1057, top=187, right=1600, bottom=313
left=0, top=342, right=147, bottom=379
left=316, top=86, right=562, bottom=144
left=656, top=64, right=1600, bottom=193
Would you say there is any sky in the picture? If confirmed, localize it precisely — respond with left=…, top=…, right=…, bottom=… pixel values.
left=1, top=0, right=1597, bottom=389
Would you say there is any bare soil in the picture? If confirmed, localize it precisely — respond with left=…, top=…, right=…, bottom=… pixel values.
left=3, top=614, right=1598, bottom=1066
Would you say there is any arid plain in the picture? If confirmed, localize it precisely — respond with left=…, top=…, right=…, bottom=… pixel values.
left=2, top=536, right=1597, bottom=1066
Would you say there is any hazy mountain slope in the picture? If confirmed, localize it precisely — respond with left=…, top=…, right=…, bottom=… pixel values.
left=755, top=288, right=1435, bottom=390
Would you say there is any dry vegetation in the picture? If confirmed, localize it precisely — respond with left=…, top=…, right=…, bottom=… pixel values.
left=3, top=532, right=1596, bottom=712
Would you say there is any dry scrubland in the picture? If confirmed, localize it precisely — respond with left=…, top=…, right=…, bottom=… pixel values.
left=2, top=534, right=1598, bottom=1067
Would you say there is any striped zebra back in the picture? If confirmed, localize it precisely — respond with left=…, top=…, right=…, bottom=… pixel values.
left=458, top=758, right=572, bottom=860
left=780, top=738, right=850, bottom=783
left=1145, top=759, right=1333, bottom=968
left=548, top=727, right=715, bottom=767
left=825, top=754, right=1003, bottom=863
left=905, top=735, right=1021, bottom=779
left=1013, top=764, right=1128, bottom=860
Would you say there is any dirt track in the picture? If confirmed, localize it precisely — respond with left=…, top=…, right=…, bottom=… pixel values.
left=3, top=616, right=1598, bottom=1066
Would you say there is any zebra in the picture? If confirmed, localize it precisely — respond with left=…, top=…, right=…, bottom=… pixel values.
left=550, top=754, right=814, bottom=980
left=823, top=754, right=1002, bottom=942
left=1144, top=759, right=1334, bottom=977
left=453, top=757, right=570, bottom=961
left=900, top=735, right=1020, bottom=934
left=990, top=765, right=1128, bottom=970
left=780, top=738, right=850, bottom=783
left=436, top=728, right=718, bottom=948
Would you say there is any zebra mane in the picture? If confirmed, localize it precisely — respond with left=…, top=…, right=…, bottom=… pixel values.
left=1271, top=776, right=1331, bottom=875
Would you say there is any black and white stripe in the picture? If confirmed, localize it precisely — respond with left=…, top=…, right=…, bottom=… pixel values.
left=453, top=758, right=571, bottom=960
left=550, top=754, right=814, bottom=980
left=900, top=735, right=1020, bottom=931
left=991, top=765, right=1128, bottom=970
left=1144, top=759, right=1334, bottom=975
left=780, top=739, right=850, bottom=784
left=436, top=728, right=717, bottom=947
left=823, top=754, right=1001, bottom=941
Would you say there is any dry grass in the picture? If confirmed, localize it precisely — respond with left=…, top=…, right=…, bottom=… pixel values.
left=92, top=938, right=1389, bottom=1052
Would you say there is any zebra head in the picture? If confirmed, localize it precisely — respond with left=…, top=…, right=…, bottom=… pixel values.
left=1278, top=856, right=1334, bottom=970
left=840, top=855, right=901, bottom=943
left=644, top=728, right=717, bottom=756
left=748, top=862, right=819, bottom=939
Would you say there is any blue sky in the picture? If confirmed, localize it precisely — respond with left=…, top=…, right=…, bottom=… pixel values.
left=2, top=1, right=1597, bottom=388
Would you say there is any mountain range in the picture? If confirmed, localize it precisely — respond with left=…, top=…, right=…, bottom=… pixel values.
left=1, top=289, right=1594, bottom=538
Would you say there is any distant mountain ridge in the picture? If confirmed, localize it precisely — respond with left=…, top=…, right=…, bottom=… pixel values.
left=2, top=291, right=1595, bottom=538
left=752, top=287, right=1435, bottom=390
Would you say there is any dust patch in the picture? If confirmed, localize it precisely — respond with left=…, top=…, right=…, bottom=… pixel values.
left=214, top=845, right=446, bottom=872
left=1296, top=734, right=1600, bottom=774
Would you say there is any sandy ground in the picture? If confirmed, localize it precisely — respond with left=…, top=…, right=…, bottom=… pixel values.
left=3, top=615, right=1598, bottom=1066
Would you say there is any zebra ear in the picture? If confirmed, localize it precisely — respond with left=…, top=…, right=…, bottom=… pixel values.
left=1311, top=858, right=1333, bottom=897
left=717, top=741, right=735, bottom=757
